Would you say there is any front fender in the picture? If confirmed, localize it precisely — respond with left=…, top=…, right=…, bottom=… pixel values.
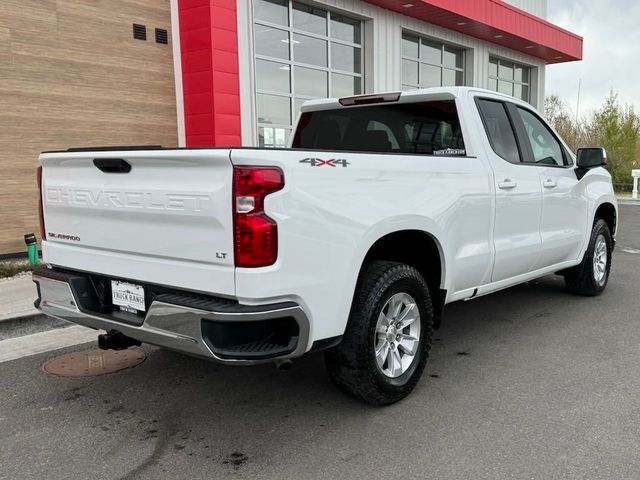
left=578, top=168, right=618, bottom=259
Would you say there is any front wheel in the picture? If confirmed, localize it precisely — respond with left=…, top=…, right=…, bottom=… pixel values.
left=564, top=219, right=613, bottom=296
left=324, top=261, right=433, bottom=405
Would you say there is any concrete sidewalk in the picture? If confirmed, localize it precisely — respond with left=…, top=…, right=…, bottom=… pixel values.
left=0, top=274, right=39, bottom=322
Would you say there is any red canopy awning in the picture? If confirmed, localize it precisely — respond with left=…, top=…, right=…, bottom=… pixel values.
left=364, top=0, right=582, bottom=63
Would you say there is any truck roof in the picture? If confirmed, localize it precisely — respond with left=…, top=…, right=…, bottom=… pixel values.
left=299, top=86, right=535, bottom=113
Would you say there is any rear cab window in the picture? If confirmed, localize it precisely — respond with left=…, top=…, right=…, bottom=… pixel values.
left=476, top=98, right=521, bottom=164
left=292, top=100, right=466, bottom=155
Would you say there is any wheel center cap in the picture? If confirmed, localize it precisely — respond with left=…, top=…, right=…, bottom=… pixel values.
left=386, top=325, right=396, bottom=343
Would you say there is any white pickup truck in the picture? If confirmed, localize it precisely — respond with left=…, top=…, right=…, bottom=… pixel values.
left=33, top=87, right=617, bottom=405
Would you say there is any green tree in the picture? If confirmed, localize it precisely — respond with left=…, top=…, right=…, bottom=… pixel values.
left=544, top=94, right=582, bottom=151
left=588, top=91, right=640, bottom=188
left=545, top=91, right=639, bottom=191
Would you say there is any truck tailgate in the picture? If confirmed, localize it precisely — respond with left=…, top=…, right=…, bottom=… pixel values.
left=39, top=149, right=235, bottom=296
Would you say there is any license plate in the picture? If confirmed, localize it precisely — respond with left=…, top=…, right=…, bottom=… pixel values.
left=111, top=280, right=145, bottom=313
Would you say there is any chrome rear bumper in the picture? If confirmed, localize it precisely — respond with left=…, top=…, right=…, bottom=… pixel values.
left=33, top=269, right=310, bottom=365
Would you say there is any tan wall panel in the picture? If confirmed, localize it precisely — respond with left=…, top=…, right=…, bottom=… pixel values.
left=0, top=0, right=178, bottom=254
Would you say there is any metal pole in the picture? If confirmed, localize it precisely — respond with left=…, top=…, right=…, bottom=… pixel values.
left=575, top=78, right=581, bottom=125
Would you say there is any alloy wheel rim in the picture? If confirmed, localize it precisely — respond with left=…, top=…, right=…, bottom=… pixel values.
left=593, top=234, right=608, bottom=285
left=374, top=292, right=421, bottom=378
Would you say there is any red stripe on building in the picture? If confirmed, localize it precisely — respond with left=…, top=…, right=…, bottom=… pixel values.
left=178, top=0, right=242, bottom=147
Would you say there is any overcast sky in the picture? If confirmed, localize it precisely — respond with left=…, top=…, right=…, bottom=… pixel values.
left=546, top=0, right=639, bottom=118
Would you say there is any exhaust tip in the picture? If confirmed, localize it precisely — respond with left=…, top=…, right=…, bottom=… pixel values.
left=275, top=359, right=293, bottom=371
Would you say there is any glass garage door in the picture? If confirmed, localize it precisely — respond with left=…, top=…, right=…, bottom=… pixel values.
left=253, top=0, right=364, bottom=147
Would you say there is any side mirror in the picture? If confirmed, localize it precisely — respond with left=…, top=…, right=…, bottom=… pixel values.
left=577, top=147, right=607, bottom=168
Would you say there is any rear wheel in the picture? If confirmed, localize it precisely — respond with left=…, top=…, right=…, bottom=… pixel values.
left=564, top=219, right=612, bottom=296
left=324, top=261, right=433, bottom=405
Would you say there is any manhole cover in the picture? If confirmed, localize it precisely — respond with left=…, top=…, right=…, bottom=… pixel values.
left=43, top=347, right=145, bottom=377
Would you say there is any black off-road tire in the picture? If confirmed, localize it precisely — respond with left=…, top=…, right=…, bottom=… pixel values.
left=564, top=219, right=613, bottom=296
left=324, top=261, right=434, bottom=405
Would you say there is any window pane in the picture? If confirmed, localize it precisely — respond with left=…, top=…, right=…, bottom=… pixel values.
left=255, top=0, right=288, bottom=26
left=331, top=43, right=360, bottom=73
left=257, top=94, right=291, bottom=125
left=331, top=73, right=360, bottom=97
left=293, top=33, right=327, bottom=67
left=292, top=100, right=466, bottom=154
left=442, top=68, right=463, bottom=86
left=295, top=66, right=328, bottom=97
left=421, top=64, right=441, bottom=87
left=259, top=126, right=290, bottom=147
left=292, top=2, right=326, bottom=35
left=477, top=99, right=520, bottom=164
left=330, top=14, right=360, bottom=44
left=443, top=46, right=463, bottom=69
left=517, top=108, right=564, bottom=166
left=401, top=84, right=415, bottom=91
left=256, top=59, right=291, bottom=93
left=488, top=78, right=498, bottom=91
left=421, top=39, right=441, bottom=64
left=402, top=59, right=418, bottom=86
left=514, top=65, right=527, bottom=82
left=514, top=84, right=521, bottom=99
left=402, top=34, right=419, bottom=58
left=489, top=58, right=498, bottom=77
left=498, top=80, right=512, bottom=96
left=514, top=84, right=529, bottom=101
left=442, top=69, right=464, bottom=86
left=254, top=25, right=290, bottom=60
left=498, top=61, right=514, bottom=80
left=367, top=120, right=400, bottom=149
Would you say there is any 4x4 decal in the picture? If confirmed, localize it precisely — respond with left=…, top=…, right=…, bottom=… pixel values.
left=300, top=158, right=350, bottom=167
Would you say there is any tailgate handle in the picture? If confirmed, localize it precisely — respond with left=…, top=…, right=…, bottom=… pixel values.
left=93, top=158, right=131, bottom=173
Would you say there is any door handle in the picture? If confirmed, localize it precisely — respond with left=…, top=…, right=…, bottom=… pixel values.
left=93, top=158, right=131, bottom=173
left=543, top=178, right=557, bottom=188
left=498, top=179, right=518, bottom=190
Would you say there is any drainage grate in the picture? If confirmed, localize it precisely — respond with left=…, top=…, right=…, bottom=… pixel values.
left=133, top=23, right=146, bottom=41
left=43, top=347, right=145, bottom=377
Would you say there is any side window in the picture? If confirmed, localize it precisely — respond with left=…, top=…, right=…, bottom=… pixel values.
left=516, top=108, right=566, bottom=166
left=476, top=99, right=521, bottom=164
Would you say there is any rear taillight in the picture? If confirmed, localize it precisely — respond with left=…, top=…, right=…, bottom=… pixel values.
left=233, top=166, right=284, bottom=267
left=37, top=166, right=46, bottom=240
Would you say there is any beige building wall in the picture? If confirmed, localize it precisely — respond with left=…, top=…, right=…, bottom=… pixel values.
left=0, top=0, right=178, bottom=254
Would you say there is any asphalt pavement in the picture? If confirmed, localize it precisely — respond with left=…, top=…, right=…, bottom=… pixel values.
left=1, top=204, right=640, bottom=480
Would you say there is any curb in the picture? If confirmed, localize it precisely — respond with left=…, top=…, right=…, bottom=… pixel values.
left=0, top=325, right=98, bottom=363
left=0, top=312, right=44, bottom=325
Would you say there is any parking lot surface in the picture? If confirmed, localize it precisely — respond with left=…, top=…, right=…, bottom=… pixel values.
left=1, top=204, right=639, bottom=480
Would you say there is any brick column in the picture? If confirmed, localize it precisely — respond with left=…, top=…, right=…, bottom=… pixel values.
left=177, top=0, right=242, bottom=146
